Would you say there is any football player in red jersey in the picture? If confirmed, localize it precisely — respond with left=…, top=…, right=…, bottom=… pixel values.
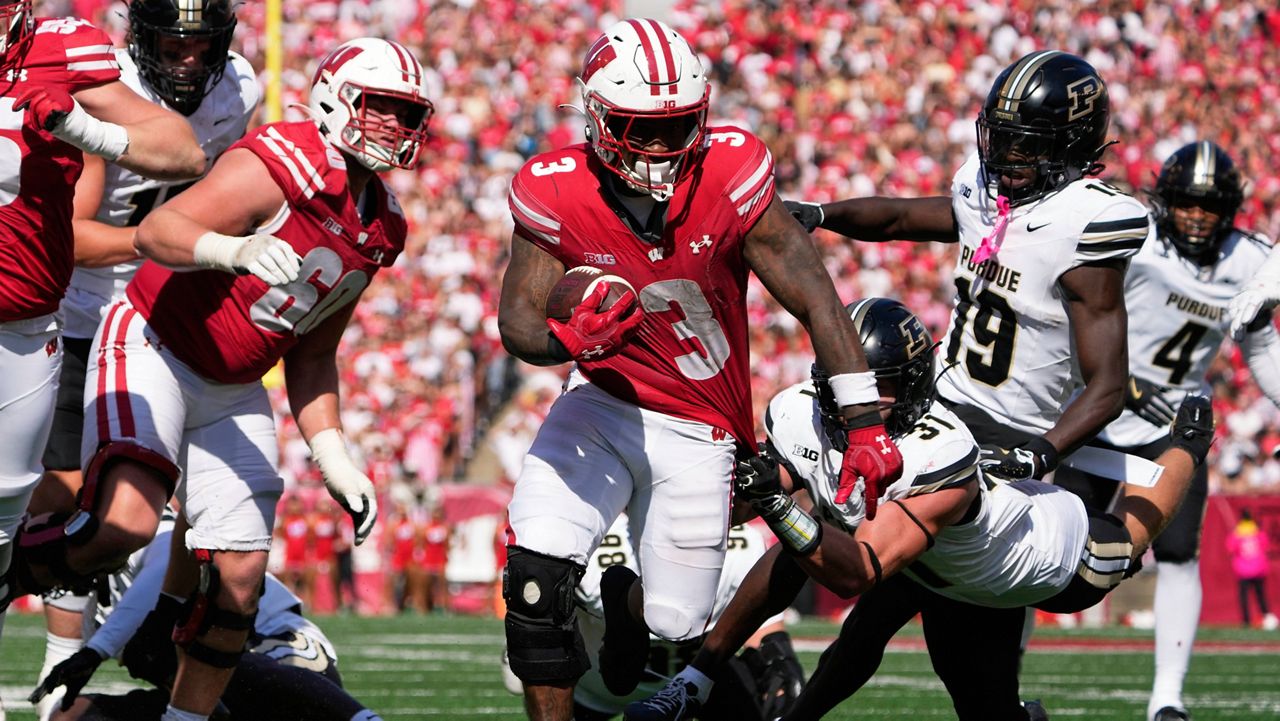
left=0, top=0, right=205, bottom=666
left=497, top=18, right=901, bottom=721
left=6, top=36, right=432, bottom=721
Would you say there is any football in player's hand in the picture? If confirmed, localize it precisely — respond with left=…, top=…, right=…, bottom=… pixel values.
left=545, top=266, right=637, bottom=321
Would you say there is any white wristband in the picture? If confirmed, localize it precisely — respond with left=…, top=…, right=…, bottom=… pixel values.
left=308, top=428, right=361, bottom=479
left=828, top=371, right=878, bottom=407
left=53, top=100, right=129, bottom=161
left=192, top=231, right=246, bottom=272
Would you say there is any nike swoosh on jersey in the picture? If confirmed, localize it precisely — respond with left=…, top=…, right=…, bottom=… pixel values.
left=1026, top=222, right=1051, bottom=232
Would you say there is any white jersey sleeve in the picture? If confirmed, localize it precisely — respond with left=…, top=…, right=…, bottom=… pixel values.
left=765, top=384, right=979, bottom=533
left=1101, top=230, right=1273, bottom=446
left=938, top=153, right=1150, bottom=433
left=63, top=50, right=261, bottom=339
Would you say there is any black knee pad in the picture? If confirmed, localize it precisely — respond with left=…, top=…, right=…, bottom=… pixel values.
left=173, top=550, right=258, bottom=669
left=502, top=546, right=589, bottom=684
left=11, top=509, right=102, bottom=597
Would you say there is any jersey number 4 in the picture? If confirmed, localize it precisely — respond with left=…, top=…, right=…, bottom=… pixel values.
left=1152, top=321, right=1208, bottom=386
left=946, top=276, right=1017, bottom=386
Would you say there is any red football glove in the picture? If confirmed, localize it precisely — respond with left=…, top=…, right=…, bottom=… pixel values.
left=833, top=414, right=904, bottom=520
left=547, top=281, right=644, bottom=362
left=14, top=85, right=75, bottom=132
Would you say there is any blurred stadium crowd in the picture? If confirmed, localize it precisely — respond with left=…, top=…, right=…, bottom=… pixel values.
left=44, top=0, right=1280, bottom=609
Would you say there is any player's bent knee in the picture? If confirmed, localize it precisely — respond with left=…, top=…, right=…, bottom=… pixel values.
left=174, top=550, right=260, bottom=668
left=502, top=546, right=590, bottom=684
left=642, top=601, right=697, bottom=641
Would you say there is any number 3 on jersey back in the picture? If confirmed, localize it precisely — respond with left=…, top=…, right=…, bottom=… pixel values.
left=946, top=276, right=1018, bottom=386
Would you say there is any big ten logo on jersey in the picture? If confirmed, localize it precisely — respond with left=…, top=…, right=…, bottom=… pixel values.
left=249, top=247, right=369, bottom=335
left=595, top=532, right=628, bottom=569
left=584, top=252, right=616, bottom=266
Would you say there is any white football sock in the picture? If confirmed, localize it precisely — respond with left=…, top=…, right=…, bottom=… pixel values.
left=1148, top=560, right=1201, bottom=719
left=161, top=706, right=209, bottom=721
left=675, top=665, right=714, bottom=704
left=36, top=631, right=84, bottom=720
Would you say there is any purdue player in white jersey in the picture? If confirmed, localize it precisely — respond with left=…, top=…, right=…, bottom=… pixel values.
left=28, top=1, right=258, bottom=712
left=626, top=299, right=1215, bottom=721
left=1055, top=142, right=1280, bottom=721
left=501, top=515, right=804, bottom=721
left=783, top=52, right=1154, bottom=720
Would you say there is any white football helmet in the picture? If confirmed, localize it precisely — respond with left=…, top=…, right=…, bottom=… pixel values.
left=579, top=18, right=709, bottom=201
left=0, top=0, right=32, bottom=56
left=309, top=37, right=434, bottom=172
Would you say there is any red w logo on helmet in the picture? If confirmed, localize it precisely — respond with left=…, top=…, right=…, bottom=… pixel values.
left=313, top=45, right=364, bottom=86
left=582, top=35, right=616, bottom=83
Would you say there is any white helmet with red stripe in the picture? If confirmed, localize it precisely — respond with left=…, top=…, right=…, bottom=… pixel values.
left=0, top=0, right=33, bottom=57
left=579, top=18, right=709, bottom=201
left=309, top=37, right=434, bottom=172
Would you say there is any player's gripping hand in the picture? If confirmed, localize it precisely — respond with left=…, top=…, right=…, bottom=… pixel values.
left=834, top=411, right=903, bottom=520
left=309, top=429, right=378, bottom=545
left=14, top=85, right=129, bottom=161
left=1170, top=394, right=1214, bottom=466
left=29, top=647, right=104, bottom=711
left=193, top=231, right=303, bottom=286
left=546, top=281, right=644, bottom=362
left=782, top=199, right=824, bottom=233
left=736, top=449, right=822, bottom=555
left=1125, top=375, right=1177, bottom=427
left=14, top=85, right=74, bottom=131
left=1228, top=284, right=1279, bottom=340
left=121, top=594, right=183, bottom=688
left=978, top=437, right=1059, bottom=482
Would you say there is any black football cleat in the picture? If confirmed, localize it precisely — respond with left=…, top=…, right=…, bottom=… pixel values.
left=598, top=565, right=649, bottom=696
left=624, top=676, right=703, bottom=721
left=1154, top=707, right=1190, bottom=721
left=1022, top=699, right=1050, bottom=721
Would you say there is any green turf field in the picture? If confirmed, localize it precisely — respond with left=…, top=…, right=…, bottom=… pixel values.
left=2, top=612, right=1277, bottom=719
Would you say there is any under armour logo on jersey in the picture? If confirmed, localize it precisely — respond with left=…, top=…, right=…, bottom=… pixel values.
left=6, top=68, right=26, bottom=82
left=648, top=247, right=664, bottom=262
left=371, top=249, right=385, bottom=264
left=690, top=235, right=713, bottom=254
left=581, top=345, right=606, bottom=359
left=876, top=434, right=892, bottom=455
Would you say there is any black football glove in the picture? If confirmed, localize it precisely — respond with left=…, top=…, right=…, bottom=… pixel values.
left=979, top=437, right=1059, bottom=482
left=735, top=448, right=822, bottom=555
left=29, top=646, right=104, bottom=710
left=758, top=631, right=805, bottom=719
left=734, top=450, right=783, bottom=503
left=121, top=593, right=184, bottom=689
left=1125, top=376, right=1177, bottom=427
left=1170, top=395, right=1214, bottom=466
left=782, top=199, right=824, bottom=233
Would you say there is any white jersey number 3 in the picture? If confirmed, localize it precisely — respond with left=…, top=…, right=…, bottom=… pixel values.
left=641, top=279, right=730, bottom=380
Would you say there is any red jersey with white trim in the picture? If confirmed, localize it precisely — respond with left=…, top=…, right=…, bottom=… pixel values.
left=127, top=121, right=406, bottom=384
left=509, top=126, right=775, bottom=446
left=0, top=17, right=120, bottom=321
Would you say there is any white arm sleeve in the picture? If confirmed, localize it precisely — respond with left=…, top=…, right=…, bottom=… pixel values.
left=1241, top=323, right=1280, bottom=408
left=85, top=530, right=173, bottom=659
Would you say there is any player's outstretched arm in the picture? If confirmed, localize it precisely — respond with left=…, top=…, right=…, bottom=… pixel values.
left=784, top=196, right=958, bottom=242
left=134, top=148, right=301, bottom=284
left=70, top=80, right=205, bottom=180
left=285, top=304, right=378, bottom=546
left=1229, top=243, right=1280, bottom=338
left=497, top=234, right=570, bottom=366
left=1238, top=322, right=1280, bottom=407
left=70, top=154, right=140, bottom=268
left=1045, top=260, right=1128, bottom=456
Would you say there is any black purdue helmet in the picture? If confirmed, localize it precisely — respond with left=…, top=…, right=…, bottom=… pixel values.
left=1153, top=141, right=1244, bottom=263
left=976, top=51, right=1110, bottom=205
left=812, top=298, right=938, bottom=441
left=127, top=0, right=237, bottom=116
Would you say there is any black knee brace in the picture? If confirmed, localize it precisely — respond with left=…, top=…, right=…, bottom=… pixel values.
left=11, top=509, right=102, bottom=598
left=173, top=550, right=259, bottom=669
left=502, top=546, right=589, bottom=684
